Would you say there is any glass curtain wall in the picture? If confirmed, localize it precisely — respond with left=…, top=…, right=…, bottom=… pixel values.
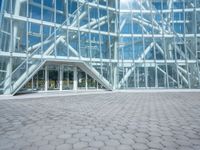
left=0, top=0, right=200, bottom=95
left=118, top=0, right=200, bottom=89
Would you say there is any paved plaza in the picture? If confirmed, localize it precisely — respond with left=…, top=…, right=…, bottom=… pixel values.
left=0, top=92, right=200, bottom=150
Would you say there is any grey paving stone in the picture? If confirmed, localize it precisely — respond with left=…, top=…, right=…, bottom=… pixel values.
left=80, top=136, right=94, bottom=142
left=66, top=129, right=78, bottom=134
left=135, top=132, right=149, bottom=138
left=38, top=144, right=55, bottom=150
left=0, top=144, right=14, bottom=150
left=132, top=143, right=148, bottom=150
left=190, top=139, right=200, bottom=145
left=175, top=139, right=193, bottom=147
left=100, top=146, right=116, bottom=150
left=21, top=145, right=38, bottom=150
left=82, top=147, right=99, bottom=150
left=86, top=131, right=100, bottom=137
left=66, top=137, right=79, bottom=144
left=120, top=138, right=135, bottom=145
left=161, top=140, right=178, bottom=148
left=73, top=141, right=88, bottom=149
left=73, top=133, right=86, bottom=138
left=89, top=141, right=104, bottom=148
left=0, top=92, right=200, bottom=150
left=109, top=134, right=123, bottom=140
left=58, top=134, right=71, bottom=139
left=94, top=135, right=109, bottom=141
left=78, top=129, right=91, bottom=134
left=147, top=141, right=164, bottom=149
left=147, top=136, right=163, bottom=143
left=101, top=130, right=113, bottom=136
left=133, top=137, right=149, bottom=144
left=105, top=139, right=120, bottom=146
left=92, top=127, right=104, bottom=132
left=177, top=146, right=196, bottom=150
left=56, top=143, right=72, bottom=150
left=42, top=134, right=56, bottom=141
left=48, top=139, right=65, bottom=146
left=9, top=133, right=23, bottom=139
left=193, top=145, right=200, bottom=150
left=32, top=139, right=49, bottom=147
left=116, top=145, right=133, bottom=150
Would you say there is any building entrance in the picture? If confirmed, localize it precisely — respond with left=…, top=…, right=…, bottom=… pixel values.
left=20, top=63, right=103, bottom=94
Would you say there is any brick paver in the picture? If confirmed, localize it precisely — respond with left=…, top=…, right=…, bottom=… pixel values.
left=0, top=92, right=200, bottom=150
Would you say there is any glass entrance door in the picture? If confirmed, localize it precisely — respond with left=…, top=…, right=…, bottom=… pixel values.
left=63, top=66, right=73, bottom=90
left=48, top=65, right=59, bottom=90
left=78, top=68, right=86, bottom=90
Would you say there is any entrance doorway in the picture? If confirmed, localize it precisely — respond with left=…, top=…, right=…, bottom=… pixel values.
left=63, top=66, right=73, bottom=90
left=21, top=63, right=105, bottom=94
left=48, top=65, right=59, bottom=90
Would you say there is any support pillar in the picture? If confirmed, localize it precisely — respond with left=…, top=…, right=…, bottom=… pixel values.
left=31, top=77, right=33, bottom=91
left=36, top=74, right=39, bottom=89
left=113, top=65, right=117, bottom=90
left=59, top=65, right=63, bottom=91
left=86, top=74, right=88, bottom=90
left=73, top=66, right=77, bottom=91
left=4, top=0, right=21, bottom=94
left=45, top=65, right=48, bottom=91
left=137, top=68, right=139, bottom=87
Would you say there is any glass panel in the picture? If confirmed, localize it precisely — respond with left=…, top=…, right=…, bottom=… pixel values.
left=63, top=66, right=73, bottom=90
left=78, top=68, right=86, bottom=89
left=139, top=67, right=145, bottom=88
left=35, top=69, right=45, bottom=91
left=87, top=75, right=97, bottom=89
left=168, top=64, right=178, bottom=88
left=48, top=65, right=59, bottom=90
left=127, top=68, right=135, bottom=88
left=148, top=67, right=155, bottom=88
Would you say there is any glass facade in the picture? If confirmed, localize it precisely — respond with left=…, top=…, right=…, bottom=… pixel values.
left=0, top=0, right=200, bottom=95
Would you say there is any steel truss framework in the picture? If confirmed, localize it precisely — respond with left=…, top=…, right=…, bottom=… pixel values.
left=0, top=0, right=200, bottom=95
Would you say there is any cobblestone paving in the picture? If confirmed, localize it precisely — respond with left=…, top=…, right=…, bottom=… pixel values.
left=0, top=92, right=200, bottom=150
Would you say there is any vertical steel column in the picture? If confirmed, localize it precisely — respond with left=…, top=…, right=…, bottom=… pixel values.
left=5, top=0, right=21, bottom=94
left=86, top=73, right=88, bottom=90
left=140, top=2, right=147, bottom=88
left=113, top=0, right=118, bottom=90
left=183, top=0, right=190, bottom=88
left=161, top=0, right=169, bottom=88
left=194, top=0, right=200, bottom=87
left=73, top=66, right=77, bottom=91
left=131, top=3, right=136, bottom=88
left=25, top=0, right=29, bottom=77
left=78, top=0, right=81, bottom=59
left=59, top=65, right=63, bottom=91
left=172, top=3, right=180, bottom=88
left=106, top=1, right=112, bottom=85
left=54, top=0, right=57, bottom=57
left=150, top=2, right=157, bottom=88
left=45, top=65, right=48, bottom=91
left=97, top=1, right=103, bottom=83
left=36, top=74, right=39, bottom=89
